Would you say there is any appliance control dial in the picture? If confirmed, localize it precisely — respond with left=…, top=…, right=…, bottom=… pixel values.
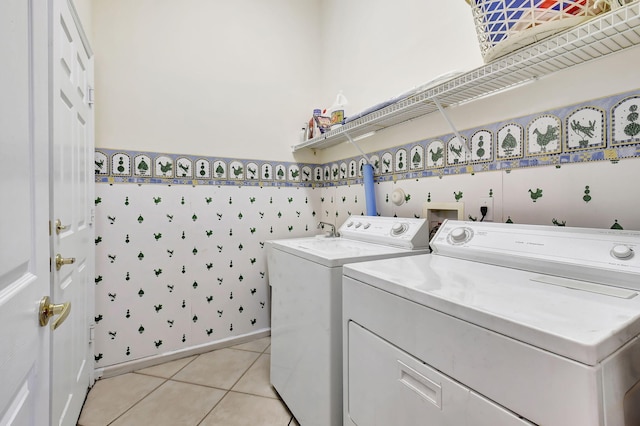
left=611, top=245, right=634, bottom=260
left=391, top=222, right=408, bottom=236
left=448, top=227, right=473, bottom=245
left=355, top=222, right=362, bottom=228
left=363, top=223, right=371, bottom=229
left=346, top=221, right=354, bottom=227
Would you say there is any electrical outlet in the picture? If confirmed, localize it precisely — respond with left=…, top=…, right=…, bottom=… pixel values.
left=479, top=197, right=493, bottom=222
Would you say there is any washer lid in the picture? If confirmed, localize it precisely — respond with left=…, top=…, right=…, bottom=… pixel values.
left=269, top=236, right=425, bottom=267
left=344, top=254, right=640, bottom=366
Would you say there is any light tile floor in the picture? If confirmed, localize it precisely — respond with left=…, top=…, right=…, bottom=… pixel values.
left=78, top=337, right=300, bottom=426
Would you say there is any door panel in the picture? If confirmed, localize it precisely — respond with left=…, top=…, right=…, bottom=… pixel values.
left=0, top=0, right=50, bottom=424
left=50, top=0, right=94, bottom=425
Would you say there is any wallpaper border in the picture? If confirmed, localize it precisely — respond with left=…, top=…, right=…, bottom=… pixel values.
left=95, top=89, right=640, bottom=186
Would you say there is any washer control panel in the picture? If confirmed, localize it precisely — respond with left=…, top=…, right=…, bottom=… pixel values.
left=611, top=244, right=634, bottom=260
left=338, top=216, right=430, bottom=249
left=391, top=222, right=408, bottom=236
left=431, top=220, right=640, bottom=290
left=447, top=226, right=474, bottom=245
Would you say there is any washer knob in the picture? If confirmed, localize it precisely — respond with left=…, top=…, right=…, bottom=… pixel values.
left=450, top=227, right=469, bottom=243
left=363, top=223, right=371, bottom=229
left=346, top=222, right=354, bottom=227
left=391, top=223, right=406, bottom=235
left=355, top=222, right=362, bottom=228
left=611, top=245, right=634, bottom=260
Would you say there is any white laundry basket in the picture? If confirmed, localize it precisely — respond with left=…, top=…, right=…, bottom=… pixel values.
left=466, top=0, right=610, bottom=62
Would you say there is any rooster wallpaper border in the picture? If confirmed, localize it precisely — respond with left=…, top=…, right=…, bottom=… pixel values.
left=95, top=90, right=640, bottom=187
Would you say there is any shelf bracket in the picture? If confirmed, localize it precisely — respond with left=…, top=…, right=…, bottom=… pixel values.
left=345, top=133, right=373, bottom=165
left=432, top=97, right=471, bottom=157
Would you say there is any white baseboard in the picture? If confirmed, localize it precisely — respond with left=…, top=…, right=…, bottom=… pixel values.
left=93, top=328, right=271, bottom=380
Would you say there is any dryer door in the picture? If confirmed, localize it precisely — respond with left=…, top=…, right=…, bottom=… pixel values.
left=345, top=321, right=534, bottom=426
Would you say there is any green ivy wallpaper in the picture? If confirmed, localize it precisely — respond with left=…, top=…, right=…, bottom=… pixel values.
left=94, top=184, right=329, bottom=367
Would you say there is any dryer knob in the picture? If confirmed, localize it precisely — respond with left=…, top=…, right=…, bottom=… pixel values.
left=355, top=222, right=362, bottom=228
left=611, top=245, right=634, bottom=260
left=450, top=227, right=469, bottom=243
left=363, top=223, right=371, bottom=229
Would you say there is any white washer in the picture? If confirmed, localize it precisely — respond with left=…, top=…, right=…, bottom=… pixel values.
left=343, top=220, right=640, bottom=426
left=267, top=215, right=430, bottom=426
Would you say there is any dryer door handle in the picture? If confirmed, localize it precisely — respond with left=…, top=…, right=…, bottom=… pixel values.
left=398, top=361, right=442, bottom=408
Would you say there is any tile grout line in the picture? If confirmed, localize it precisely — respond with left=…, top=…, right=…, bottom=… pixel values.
left=90, top=342, right=275, bottom=426
left=106, top=377, right=169, bottom=425
left=105, top=354, right=201, bottom=425
left=194, top=348, right=265, bottom=426
left=195, top=389, right=231, bottom=426
left=132, top=352, right=200, bottom=380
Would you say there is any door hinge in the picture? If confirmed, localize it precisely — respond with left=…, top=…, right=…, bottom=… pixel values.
left=87, top=86, right=95, bottom=106
left=89, top=325, right=95, bottom=344
left=49, top=220, right=51, bottom=236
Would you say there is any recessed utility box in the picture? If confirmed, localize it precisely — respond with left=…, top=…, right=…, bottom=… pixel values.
left=422, top=202, right=464, bottom=243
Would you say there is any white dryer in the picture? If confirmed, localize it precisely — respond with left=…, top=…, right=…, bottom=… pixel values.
left=267, top=215, right=430, bottom=426
left=343, top=220, right=640, bottom=426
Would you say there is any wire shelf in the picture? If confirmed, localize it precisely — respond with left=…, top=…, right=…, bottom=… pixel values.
left=293, top=2, right=640, bottom=152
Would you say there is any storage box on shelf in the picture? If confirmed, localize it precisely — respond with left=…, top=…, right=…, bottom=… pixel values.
left=292, top=2, right=640, bottom=152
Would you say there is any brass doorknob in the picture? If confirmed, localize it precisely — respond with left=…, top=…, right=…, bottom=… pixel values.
left=39, top=296, right=71, bottom=329
left=54, top=219, right=68, bottom=235
left=55, top=253, right=75, bottom=271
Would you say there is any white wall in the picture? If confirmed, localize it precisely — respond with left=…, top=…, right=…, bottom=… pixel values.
left=91, top=0, right=483, bottom=163
left=92, top=0, right=321, bottom=163
left=91, top=1, right=639, bottom=164
left=319, top=0, right=483, bottom=115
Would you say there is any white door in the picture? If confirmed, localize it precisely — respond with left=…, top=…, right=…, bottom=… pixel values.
left=50, top=0, right=95, bottom=424
left=0, top=0, right=51, bottom=425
